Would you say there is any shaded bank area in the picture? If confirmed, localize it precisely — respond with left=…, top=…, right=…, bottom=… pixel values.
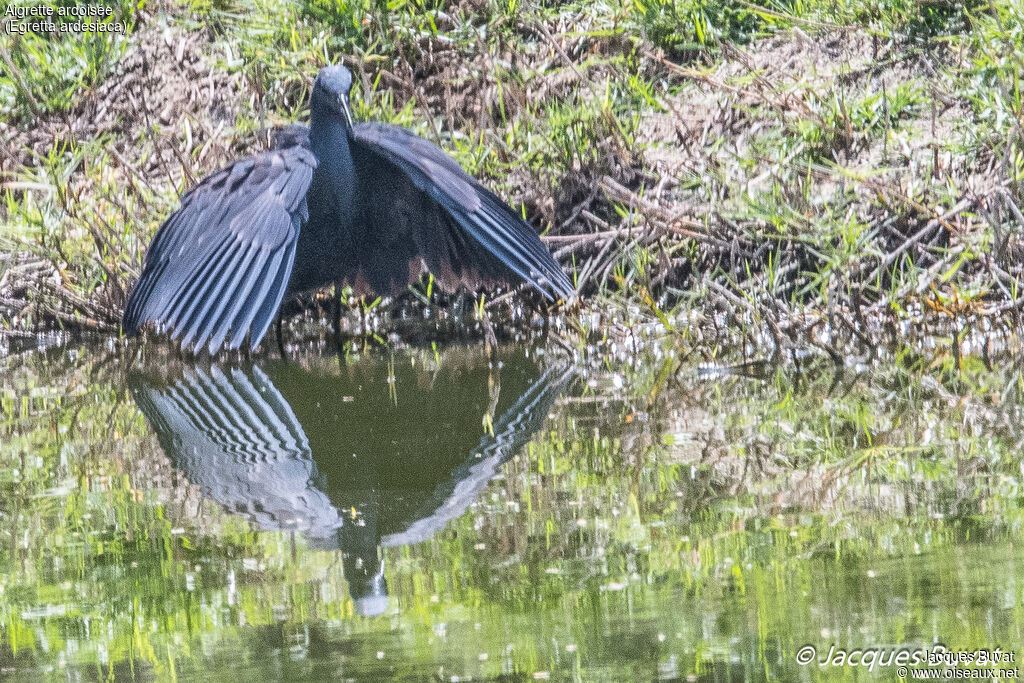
left=1, top=333, right=1023, bottom=679
left=2, top=0, right=1024, bottom=355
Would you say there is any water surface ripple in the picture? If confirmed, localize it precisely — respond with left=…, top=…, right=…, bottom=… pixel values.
left=1, top=340, right=1022, bottom=680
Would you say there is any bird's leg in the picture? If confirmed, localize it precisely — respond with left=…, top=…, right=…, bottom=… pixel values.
left=332, top=284, right=344, bottom=352
left=275, top=316, right=286, bottom=359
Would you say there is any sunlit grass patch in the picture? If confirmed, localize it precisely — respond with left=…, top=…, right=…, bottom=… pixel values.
left=0, top=0, right=143, bottom=123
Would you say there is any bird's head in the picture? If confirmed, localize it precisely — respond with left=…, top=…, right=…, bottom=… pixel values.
left=312, top=65, right=354, bottom=128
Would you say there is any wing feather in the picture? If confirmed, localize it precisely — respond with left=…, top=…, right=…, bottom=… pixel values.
left=249, top=238, right=298, bottom=347
left=351, top=123, right=574, bottom=301
left=123, top=139, right=316, bottom=353
left=163, top=234, right=238, bottom=335
left=177, top=239, right=248, bottom=349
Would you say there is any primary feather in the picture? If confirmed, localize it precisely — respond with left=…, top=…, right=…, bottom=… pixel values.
left=123, top=134, right=315, bottom=352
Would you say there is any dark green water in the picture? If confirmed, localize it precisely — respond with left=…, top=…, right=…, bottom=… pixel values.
left=1, top=339, right=1022, bottom=681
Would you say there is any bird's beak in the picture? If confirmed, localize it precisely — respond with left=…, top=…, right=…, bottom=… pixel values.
left=339, top=95, right=354, bottom=129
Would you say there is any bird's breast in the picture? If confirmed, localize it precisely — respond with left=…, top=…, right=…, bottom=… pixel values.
left=287, top=129, right=359, bottom=294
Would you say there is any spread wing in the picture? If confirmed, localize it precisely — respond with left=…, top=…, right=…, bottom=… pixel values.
left=348, top=122, right=574, bottom=300
left=129, top=365, right=345, bottom=537
left=382, top=362, right=573, bottom=547
left=123, top=134, right=316, bottom=354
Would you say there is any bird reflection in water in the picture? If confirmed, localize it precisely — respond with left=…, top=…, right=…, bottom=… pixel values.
left=129, top=349, right=571, bottom=616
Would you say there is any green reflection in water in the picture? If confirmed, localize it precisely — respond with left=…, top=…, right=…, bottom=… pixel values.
left=0, top=341, right=1022, bottom=681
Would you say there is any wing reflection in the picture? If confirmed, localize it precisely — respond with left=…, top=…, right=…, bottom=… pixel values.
left=130, top=350, right=570, bottom=616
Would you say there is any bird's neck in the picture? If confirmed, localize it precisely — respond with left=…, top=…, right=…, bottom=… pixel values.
left=309, top=110, right=355, bottom=214
left=310, top=108, right=354, bottom=155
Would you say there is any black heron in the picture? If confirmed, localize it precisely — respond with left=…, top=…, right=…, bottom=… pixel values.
left=123, top=65, right=574, bottom=354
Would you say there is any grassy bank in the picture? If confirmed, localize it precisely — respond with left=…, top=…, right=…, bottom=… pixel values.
left=2, top=0, right=1023, bottom=356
